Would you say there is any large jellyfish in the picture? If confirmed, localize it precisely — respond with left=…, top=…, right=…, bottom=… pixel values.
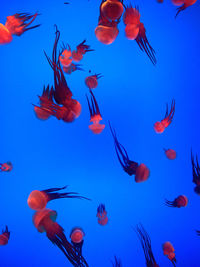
left=111, top=256, right=122, bottom=266
left=33, top=209, right=89, bottom=266
left=162, top=242, right=176, bottom=266
left=135, top=224, right=159, bottom=267
left=109, top=122, right=150, bottom=182
left=86, top=89, right=105, bottom=134
left=85, top=73, right=102, bottom=90
left=70, top=227, right=86, bottom=266
left=191, top=152, right=200, bottom=195
left=173, top=0, right=197, bottom=18
left=28, top=186, right=90, bottom=211
left=165, top=195, right=188, bottom=208
left=96, top=204, right=108, bottom=226
left=154, top=100, right=175, bottom=133
left=0, top=162, right=13, bottom=172
left=72, top=40, right=93, bottom=62
left=100, top=0, right=124, bottom=21
left=0, top=226, right=10, bottom=246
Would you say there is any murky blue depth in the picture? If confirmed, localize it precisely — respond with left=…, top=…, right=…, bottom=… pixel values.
left=1, top=0, right=200, bottom=266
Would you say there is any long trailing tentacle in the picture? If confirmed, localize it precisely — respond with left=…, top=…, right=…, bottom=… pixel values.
left=164, top=199, right=175, bottom=207
left=175, top=4, right=186, bottom=18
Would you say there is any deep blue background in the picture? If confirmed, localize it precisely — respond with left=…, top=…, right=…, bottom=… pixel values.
left=1, top=0, right=200, bottom=266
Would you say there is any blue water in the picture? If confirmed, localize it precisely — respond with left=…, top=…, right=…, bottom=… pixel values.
left=1, top=0, right=200, bottom=266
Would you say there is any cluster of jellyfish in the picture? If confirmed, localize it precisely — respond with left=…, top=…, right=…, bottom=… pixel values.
left=27, top=186, right=90, bottom=266
left=0, top=12, right=39, bottom=44
left=95, top=0, right=156, bottom=65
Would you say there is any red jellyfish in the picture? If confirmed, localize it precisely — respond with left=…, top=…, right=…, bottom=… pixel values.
left=70, top=227, right=86, bottom=265
left=96, top=204, right=108, bottom=226
left=0, top=226, right=10, bottom=246
left=72, top=40, right=93, bottom=62
left=136, top=224, right=160, bottom=267
left=0, top=24, right=13, bottom=44
left=191, top=152, right=200, bottom=195
left=86, top=90, right=105, bottom=134
left=100, top=0, right=124, bottom=21
left=33, top=209, right=89, bottom=266
left=123, top=5, right=140, bottom=40
left=5, top=13, right=40, bottom=37
left=59, top=44, right=73, bottom=68
left=154, top=100, right=175, bottom=134
left=173, top=0, right=197, bottom=18
left=109, top=122, right=150, bottom=182
left=164, top=149, right=177, bottom=160
left=28, top=186, right=90, bottom=211
left=85, top=73, right=102, bottom=90
left=63, top=63, right=83, bottom=75
left=162, top=242, right=176, bottom=267
left=165, top=195, right=188, bottom=208
left=0, top=162, right=13, bottom=172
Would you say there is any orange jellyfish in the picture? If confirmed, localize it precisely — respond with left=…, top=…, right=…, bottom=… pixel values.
left=86, top=90, right=105, bottom=134
left=85, top=73, right=102, bottom=90
left=154, top=100, right=175, bottom=134
left=5, top=13, right=40, bottom=36
left=33, top=209, right=89, bottom=266
left=59, top=44, right=73, bottom=68
left=123, top=4, right=141, bottom=26
left=174, top=0, right=197, bottom=18
left=165, top=195, right=188, bottom=208
left=70, top=227, right=86, bottom=264
left=163, top=242, right=176, bottom=266
left=0, top=226, right=10, bottom=246
left=164, top=149, right=177, bottom=160
left=191, top=152, right=200, bottom=195
left=100, top=0, right=124, bottom=21
left=136, top=224, right=160, bottom=267
left=28, top=186, right=90, bottom=211
left=72, top=40, right=93, bottom=62
left=0, top=162, right=13, bottom=172
left=109, top=122, right=150, bottom=182
left=0, top=24, right=13, bottom=44
left=97, top=204, right=108, bottom=226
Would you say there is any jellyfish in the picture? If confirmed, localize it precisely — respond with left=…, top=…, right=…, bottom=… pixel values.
left=28, top=186, right=90, bottom=211
left=33, top=209, right=89, bottom=266
left=63, top=63, right=83, bottom=75
left=0, top=24, right=13, bottom=44
left=5, top=13, right=40, bottom=36
left=72, top=40, right=93, bottom=62
left=162, top=242, right=176, bottom=266
left=0, top=226, right=10, bottom=246
left=111, top=256, right=122, bottom=267
left=59, top=44, right=73, bottom=68
left=0, top=162, right=13, bottom=172
left=164, top=149, right=177, bottom=160
left=100, top=0, right=124, bottom=21
left=135, top=224, right=159, bottom=267
left=191, top=152, right=200, bottom=195
left=174, top=0, right=197, bottom=18
left=165, top=195, right=188, bottom=208
left=86, top=90, right=105, bottom=134
left=85, top=73, right=102, bottom=90
left=123, top=5, right=140, bottom=40
left=97, top=204, right=108, bottom=225
left=109, top=122, right=150, bottom=182
left=70, top=227, right=86, bottom=265
left=154, top=100, right=175, bottom=133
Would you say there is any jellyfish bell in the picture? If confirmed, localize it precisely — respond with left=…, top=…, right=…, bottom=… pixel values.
left=154, top=121, right=165, bottom=133
left=70, top=228, right=85, bottom=244
left=72, top=50, right=83, bottom=62
left=135, top=163, right=150, bottom=183
left=95, top=24, right=119, bottom=45
left=164, top=149, right=177, bottom=160
left=33, top=209, right=57, bottom=233
left=123, top=6, right=141, bottom=26
left=89, top=115, right=105, bottom=134
left=125, top=24, right=139, bottom=40
left=0, top=227, right=10, bottom=246
left=28, top=190, right=48, bottom=211
left=100, top=0, right=124, bottom=21
left=85, top=76, right=98, bottom=90
left=0, top=24, right=13, bottom=44
left=176, top=195, right=188, bottom=207
left=98, top=216, right=108, bottom=226
left=69, top=99, right=82, bottom=119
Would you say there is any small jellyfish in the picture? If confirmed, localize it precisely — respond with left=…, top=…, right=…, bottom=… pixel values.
left=33, top=209, right=89, bottom=266
left=136, top=224, right=159, bottom=267
left=109, top=122, right=150, bottom=182
left=165, top=195, right=188, bottom=208
left=100, top=0, right=124, bottom=21
left=0, top=24, right=13, bottom=44
left=63, top=63, right=83, bottom=74
left=86, top=90, right=105, bottom=134
left=111, top=256, right=122, bottom=267
left=0, top=162, right=13, bottom=172
left=5, top=13, right=40, bottom=36
left=0, top=226, right=10, bottom=246
left=85, top=73, right=102, bottom=90
left=70, top=227, right=86, bottom=265
left=173, top=0, right=197, bottom=18
left=28, top=186, right=90, bottom=210
left=97, top=204, right=108, bottom=226
left=59, top=44, right=73, bottom=68
left=162, top=242, right=176, bottom=266
left=154, top=100, right=175, bottom=134
left=191, top=152, right=200, bottom=195
left=164, top=149, right=177, bottom=160
left=72, top=40, right=93, bottom=62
